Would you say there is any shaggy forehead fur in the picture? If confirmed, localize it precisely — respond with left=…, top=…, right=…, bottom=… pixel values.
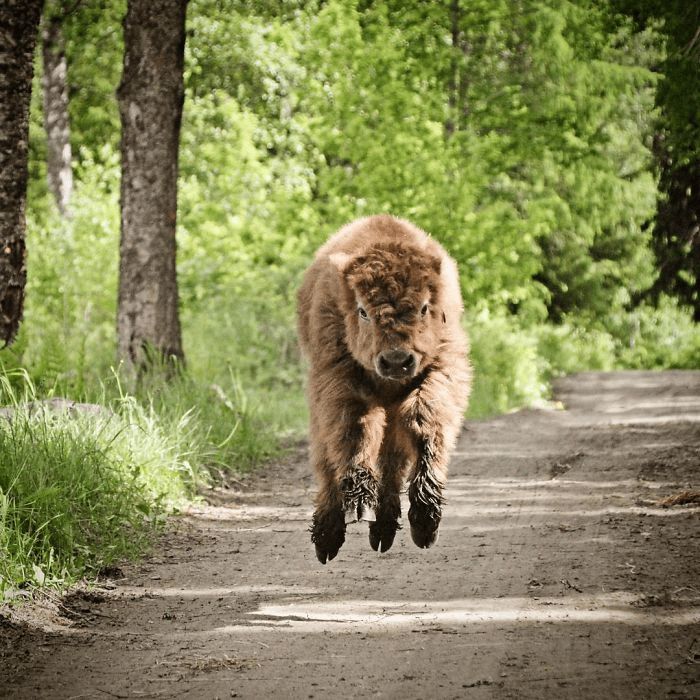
left=344, top=242, right=440, bottom=311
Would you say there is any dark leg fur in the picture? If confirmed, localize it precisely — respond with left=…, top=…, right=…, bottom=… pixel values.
left=310, top=508, right=346, bottom=564
left=310, top=466, right=378, bottom=564
left=407, top=469, right=445, bottom=548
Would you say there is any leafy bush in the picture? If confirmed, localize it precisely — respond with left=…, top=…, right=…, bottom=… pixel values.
left=465, top=313, right=549, bottom=418
left=466, top=297, right=700, bottom=418
left=614, top=297, right=700, bottom=369
left=13, top=149, right=120, bottom=396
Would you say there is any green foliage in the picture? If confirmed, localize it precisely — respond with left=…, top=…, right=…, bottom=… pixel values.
left=609, top=1, right=700, bottom=319
left=20, top=151, right=120, bottom=395
left=466, top=313, right=548, bottom=418
left=62, top=0, right=125, bottom=166
left=614, top=297, right=700, bottom=369
left=466, top=296, right=700, bottom=418
left=177, top=88, right=317, bottom=306
left=25, top=0, right=672, bottom=335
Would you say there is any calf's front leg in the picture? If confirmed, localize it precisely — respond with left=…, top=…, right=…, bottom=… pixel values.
left=309, top=396, right=385, bottom=563
left=310, top=466, right=347, bottom=564
left=403, top=376, right=465, bottom=549
left=407, top=435, right=447, bottom=548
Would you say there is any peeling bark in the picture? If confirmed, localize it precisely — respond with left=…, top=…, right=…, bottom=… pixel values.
left=116, top=0, right=187, bottom=372
left=0, top=0, right=45, bottom=346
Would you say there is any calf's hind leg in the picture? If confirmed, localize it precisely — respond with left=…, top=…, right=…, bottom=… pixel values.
left=369, top=435, right=410, bottom=553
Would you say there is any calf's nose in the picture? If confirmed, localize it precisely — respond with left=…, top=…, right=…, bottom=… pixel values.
left=376, top=349, right=417, bottom=379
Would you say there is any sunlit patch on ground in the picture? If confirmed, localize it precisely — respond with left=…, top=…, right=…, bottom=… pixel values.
left=239, top=592, right=700, bottom=633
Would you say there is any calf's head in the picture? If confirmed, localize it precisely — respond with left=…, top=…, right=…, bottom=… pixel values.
left=331, top=243, right=445, bottom=382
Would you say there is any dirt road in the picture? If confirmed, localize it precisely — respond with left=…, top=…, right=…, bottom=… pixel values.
left=2, top=370, right=700, bottom=699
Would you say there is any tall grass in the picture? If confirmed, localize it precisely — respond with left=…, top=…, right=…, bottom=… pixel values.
left=0, top=370, right=210, bottom=599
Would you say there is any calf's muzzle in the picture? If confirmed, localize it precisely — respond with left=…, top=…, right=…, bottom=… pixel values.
left=376, top=349, right=418, bottom=380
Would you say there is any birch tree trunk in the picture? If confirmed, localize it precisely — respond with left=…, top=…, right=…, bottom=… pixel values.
left=42, top=10, right=73, bottom=217
left=116, top=0, right=187, bottom=373
left=0, top=0, right=44, bottom=346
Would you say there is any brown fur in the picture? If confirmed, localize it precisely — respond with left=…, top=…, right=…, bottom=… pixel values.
left=297, top=215, right=471, bottom=563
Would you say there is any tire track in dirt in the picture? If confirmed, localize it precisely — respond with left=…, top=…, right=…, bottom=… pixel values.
left=1, top=370, right=699, bottom=699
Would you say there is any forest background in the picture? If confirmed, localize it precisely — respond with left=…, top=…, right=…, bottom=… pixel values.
left=1, top=0, right=699, bottom=595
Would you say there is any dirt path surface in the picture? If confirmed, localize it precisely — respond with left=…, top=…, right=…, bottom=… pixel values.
left=2, top=370, right=700, bottom=700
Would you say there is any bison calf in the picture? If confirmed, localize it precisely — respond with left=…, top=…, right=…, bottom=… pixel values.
left=297, top=215, right=471, bottom=563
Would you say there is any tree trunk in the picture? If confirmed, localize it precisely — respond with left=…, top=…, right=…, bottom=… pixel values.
left=0, top=0, right=45, bottom=347
left=116, top=0, right=187, bottom=373
left=42, top=9, right=73, bottom=217
left=445, top=0, right=460, bottom=137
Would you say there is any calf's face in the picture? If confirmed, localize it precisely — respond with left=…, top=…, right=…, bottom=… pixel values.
left=332, top=243, right=444, bottom=382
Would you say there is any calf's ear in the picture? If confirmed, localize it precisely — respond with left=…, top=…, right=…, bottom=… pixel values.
left=429, top=255, right=442, bottom=276
left=329, top=252, right=353, bottom=275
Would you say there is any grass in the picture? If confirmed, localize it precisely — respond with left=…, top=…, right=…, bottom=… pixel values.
left=0, top=368, right=251, bottom=600
left=0, top=409, right=161, bottom=597
left=0, top=353, right=301, bottom=601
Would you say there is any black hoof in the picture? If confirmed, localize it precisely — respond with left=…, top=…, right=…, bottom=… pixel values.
left=311, top=508, right=346, bottom=564
left=408, top=502, right=441, bottom=549
left=408, top=472, right=444, bottom=549
left=369, top=518, right=400, bottom=552
left=368, top=493, right=401, bottom=553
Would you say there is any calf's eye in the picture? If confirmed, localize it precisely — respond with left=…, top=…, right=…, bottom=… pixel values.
left=420, top=303, right=429, bottom=317
left=358, top=305, right=369, bottom=322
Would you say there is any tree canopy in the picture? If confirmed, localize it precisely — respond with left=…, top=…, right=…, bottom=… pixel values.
left=166, top=0, right=664, bottom=325
left=616, top=1, right=700, bottom=319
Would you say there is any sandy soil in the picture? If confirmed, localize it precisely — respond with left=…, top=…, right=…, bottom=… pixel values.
left=1, top=370, right=699, bottom=700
